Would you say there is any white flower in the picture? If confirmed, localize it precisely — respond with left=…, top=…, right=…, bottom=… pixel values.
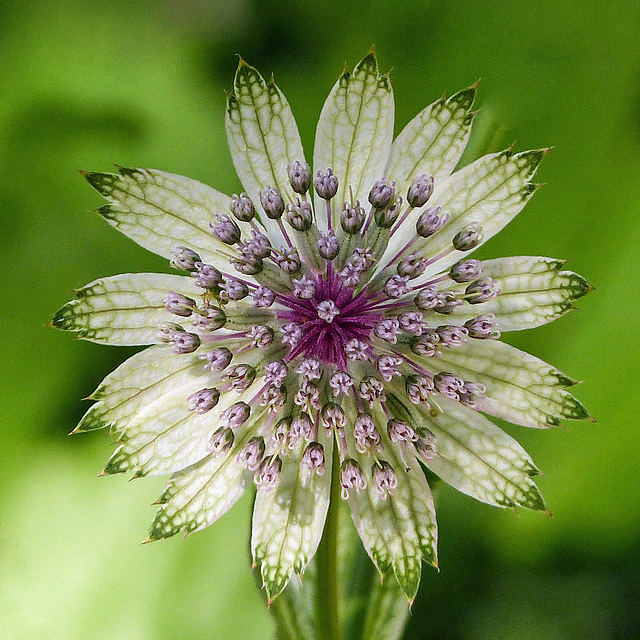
left=54, top=53, right=591, bottom=603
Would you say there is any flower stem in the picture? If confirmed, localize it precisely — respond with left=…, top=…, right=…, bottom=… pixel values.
left=315, top=443, right=343, bottom=640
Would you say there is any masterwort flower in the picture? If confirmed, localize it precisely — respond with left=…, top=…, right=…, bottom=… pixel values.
left=54, top=52, right=591, bottom=603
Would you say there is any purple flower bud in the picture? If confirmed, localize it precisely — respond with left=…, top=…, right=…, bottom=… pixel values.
left=374, top=197, right=402, bottom=228
left=359, top=376, right=386, bottom=406
left=453, top=222, right=483, bottom=251
left=353, top=414, right=381, bottom=454
left=255, top=455, right=282, bottom=489
left=230, top=192, right=255, bottom=222
left=368, top=178, right=396, bottom=209
left=272, top=417, right=291, bottom=446
left=387, top=419, right=417, bottom=444
left=349, top=246, right=375, bottom=271
left=264, top=359, right=288, bottom=386
left=233, top=257, right=263, bottom=275
left=239, top=230, right=272, bottom=259
left=317, top=300, right=340, bottom=323
left=410, top=334, right=439, bottom=357
left=437, top=324, right=469, bottom=346
left=340, top=201, right=366, bottom=234
left=449, top=259, right=483, bottom=283
left=459, top=381, right=486, bottom=408
left=433, top=372, right=465, bottom=399
left=164, top=291, right=196, bottom=317
left=260, top=384, right=287, bottom=411
left=274, top=246, right=301, bottom=274
left=220, top=401, right=251, bottom=429
left=293, top=274, right=316, bottom=299
left=292, top=412, right=314, bottom=441
left=376, top=354, right=403, bottom=381
left=329, top=371, right=354, bottom=396
left=317, top=229, right=340, bottom=260
left=416, top=206, right=449, bottom=238
left=321, top=402, right=346, bottom=431
left=405, top=373, right=434, bottom=404
left=372, top=460, right=398, bottom=498
left=314, top=168, right=339, bottom=200
left=414, top=285, right=439, bottom=310
left=172, top=330, right=201, bottom=354
left=285, top=199, right=313, bottom=231
left=397, top=252, right=428, bottom=279
left=281, top=322, right=302, bottom=347
left=434, top=291, right=464, bottom=314
left=222, top=278, right=249, bottom=300
left=236, top=436, right=265, bottom=470
left=187, top=387, right=220, bottom=413
left=293, top=382, right=319, bottom=410
left=465, top=278, right=500, bottom=304
left=398, top=311, right=424, bottom=336
left=191, top=306, right=226, bottom=332
left=259, top=186, right=285, bottom=219
left=251, top=285, right=275, bottom=308
left=407, top=174, right=434, bottom=208
left=300, top=442, right=326, bottom=475
left=383, top=275, right=410, bottom=299
left=338, top=264, right=362, bottom=288
left=225, top=364, right=256, bottom=391
left=374, top=318, right=401, bottom=343
left=415, top=431, right=438, bottom=462
left=193, top=263, right=223, bottom=289
left=201, top=347, right=233, bottom=372
left=340, top=458, right=367, bottom=498
left=208, top=426, right=235, bottom=455
left=249, top=325, right=275, bottom=348
left=287, top=161, right=311, bottom=194
left=210, top=214, right=241, bottom=244
left=157, top=322, right=184, bottom=343
left=345, top=338, right=369, bottom=361
left=464, top=315, right=498, bottom=339
left=170, top=246, right=201, bottom=271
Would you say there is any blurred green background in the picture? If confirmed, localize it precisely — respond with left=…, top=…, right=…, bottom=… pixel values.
left=1, top=1, right=639, bottom=638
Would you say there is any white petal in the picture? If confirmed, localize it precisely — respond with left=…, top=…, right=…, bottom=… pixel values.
left=251, top=431, right=333, bottom=601
left=443, top=256, right=592, bottom=331
left=53, top=273, right=200, bottom=345
left=433, top=339, right=590, bottom=427
left=386, top=85, right=476, bottom=197
left=225, top=61, right=306, bottom=246
left=415, top=397, right=545, bottom=510
left=313, top=53, right=394, bottom=229
left=85, top=167, right=234, bottom=270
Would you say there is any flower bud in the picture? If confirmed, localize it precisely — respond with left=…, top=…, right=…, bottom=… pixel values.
left=230, top=193, right=255, bottom=222
left=187, top=387, right=220, bottom=413
left=285, top=200, right=313, bottom=231
left=209, top=426, right=234, bottom=455
left=416, top=207, right=448, bottom=237
left=340, top=201, right=366, bottom=234
left=406, top=174, right=434, bottom=208
left=314, top=168, right=339, bottom=200
left=300, top=442, right=326, bottom=475
left=449, top=259, right=483, bottom=283
left=340, top=458, right=367, bottom=498
left=210, top=214, right=241, bottom=244
left=287, top=161, right=311, bottom=194
left=368, top=178, right=396, bottom=209
left=317, top=230, right=340, bottom=260
left=170, top=246, right=201, bottom=271
left=372, top=460, right=398, bottom=498
left=452, top=223, right=483, bottom=251
left=163, top=291, right=196, bottom=317
left=259, top=186, right=285, bottom=219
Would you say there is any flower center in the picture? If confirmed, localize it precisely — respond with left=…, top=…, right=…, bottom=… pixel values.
left=279, top=267, right=380, bottom=367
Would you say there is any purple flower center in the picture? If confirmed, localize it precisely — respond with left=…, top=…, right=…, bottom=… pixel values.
left=278, top=266, right=381, bottom=368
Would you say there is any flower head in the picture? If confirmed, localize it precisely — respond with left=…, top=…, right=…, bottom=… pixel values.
left=54, top=53, right=591, bottom=603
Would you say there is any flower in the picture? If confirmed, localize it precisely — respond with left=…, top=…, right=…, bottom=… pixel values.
left=53, top=52, right=592, bottom=604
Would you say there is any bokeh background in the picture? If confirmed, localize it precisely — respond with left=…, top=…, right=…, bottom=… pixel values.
left=1, top=1, right=639, bottom=638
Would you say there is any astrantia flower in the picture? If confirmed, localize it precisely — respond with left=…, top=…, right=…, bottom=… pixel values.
left=54, top=53, right=591, bottom=603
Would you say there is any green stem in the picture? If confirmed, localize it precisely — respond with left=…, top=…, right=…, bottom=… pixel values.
left=315, top=443, right=343, bottom=640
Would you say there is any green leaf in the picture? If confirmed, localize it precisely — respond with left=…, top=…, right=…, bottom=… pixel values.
left=147, top=425, right=261, bottom=540
left=313, top=52, right=395, bottom=228
left=52, top=272, right=200, bottom=345
left=382, top=148, right=545, bottom=277
left=251, top=431, right=333, bottom=602
left=386, top=84, right=477, bottom=199
left=347, top=442, right=437, bottom=602
left=84, top=167, right=234, bottom=270
left=413, top=396, right=546, bottom=510
left=432, top=338, right=590, bottom=427
left=225, top=60, right=306, bottom=247
left=444, top=256, right=592, bottom=331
